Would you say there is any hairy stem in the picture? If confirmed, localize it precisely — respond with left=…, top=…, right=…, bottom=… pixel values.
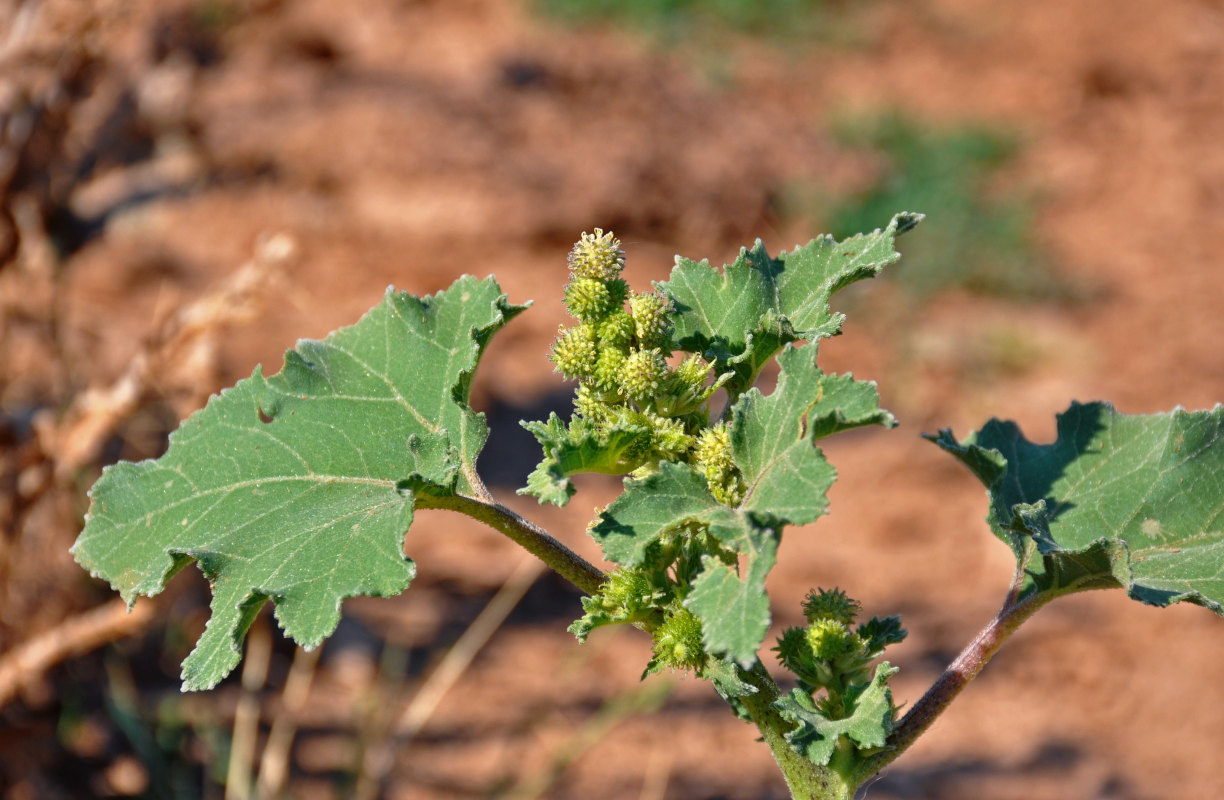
left=421, top=493, right=606, bottom=595
left=738, top=663, right=853, bottom=800
left=852, top=587, right=1054, bottom=784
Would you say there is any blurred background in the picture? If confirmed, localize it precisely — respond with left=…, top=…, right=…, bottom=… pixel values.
left=1, top=0, right=1223, bottom=798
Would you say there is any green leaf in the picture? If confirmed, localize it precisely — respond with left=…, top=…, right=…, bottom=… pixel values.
left=72, top=277, right=526, bottom=690
left=730, top=343, right=896, bottom=526
left=700, top=658, right=757, bottom=722
left=931, top=402, right=1224, bottom=613
left=775, top=663, right=899, bottom=766
left=589, top=461, right=748, bottom=567
left=519, top=413, right=652, bottom=506
left=659, top=212, right=920, bottom=395
left=685, top=527, right=778, bottom=666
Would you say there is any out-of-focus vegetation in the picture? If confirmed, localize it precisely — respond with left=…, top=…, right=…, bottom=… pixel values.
left=821, top=112, right=1074, bottom=302
left=534, top=0, right=859, bottom=42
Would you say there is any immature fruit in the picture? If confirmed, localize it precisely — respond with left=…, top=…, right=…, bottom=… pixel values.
left=774, top=626, right=813, bottom=675
left=653, top=608, right=706, bottom=671
left=621, top=347, right=667, bottom=402
left=599, top=567, right=656, bottom=616
left=550, top=324, right=598, bottom=379
left=568, top=228, right=624, bottom=282
left=646, top=413, right=692, bottom=461
left=694, top=424, right=744, bottom=505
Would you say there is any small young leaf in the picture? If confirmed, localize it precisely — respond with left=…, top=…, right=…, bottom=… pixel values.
left=519, top=413, right=652, bottom=506
left=931, top=402, right=1224, bottom=613
left=775, top=662, right=899, bottom=766
left=72, top=277, right=526, bottom=690
left=659, top=212, right=920, bottom=394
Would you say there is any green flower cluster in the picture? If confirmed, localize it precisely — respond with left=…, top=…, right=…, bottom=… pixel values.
left=774, top=588, right=906, bottom=720
left=555, top=230, right=746, bottom=677
left=550, top=229, right=730, bottom=482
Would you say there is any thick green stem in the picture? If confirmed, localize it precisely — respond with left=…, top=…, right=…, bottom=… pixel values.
left=737, top=663, right=854, bottom=800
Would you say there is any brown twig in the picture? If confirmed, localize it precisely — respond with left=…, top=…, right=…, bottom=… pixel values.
left=0, top=598, right=155, bottom=709
left=226, top=617, right=273, bottom=800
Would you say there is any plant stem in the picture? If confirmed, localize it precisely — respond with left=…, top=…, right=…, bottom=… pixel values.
left=421, top=493, right=606, bottom=595
left=851, top=587, right=1054, bottom=784
left=430, top=489, right=861, bottom=798
left=738, top=663, right=854, bottom=800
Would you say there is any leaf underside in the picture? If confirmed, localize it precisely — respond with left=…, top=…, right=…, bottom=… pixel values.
left=931, top=401, right=1224, bottom=613
left=73, top=276, right=525, bottom=690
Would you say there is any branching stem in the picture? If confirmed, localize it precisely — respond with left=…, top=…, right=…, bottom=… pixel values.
left=852, top=573, right=1055, bottom=784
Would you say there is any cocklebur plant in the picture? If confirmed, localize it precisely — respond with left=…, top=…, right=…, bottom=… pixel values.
left=72, top=215, right=1224, bottom=800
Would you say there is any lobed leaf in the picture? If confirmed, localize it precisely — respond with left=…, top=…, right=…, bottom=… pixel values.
left=73, top=277, right=526, bottom=690
left=685, top=529, right=778, bottom=666
left=590, top=461, right=748, bottom=567
left=730, top=343, right=896, bottom=526
left=931, top=402, right=1224, bottom=612
left=659, top=212, right=921, bottom=395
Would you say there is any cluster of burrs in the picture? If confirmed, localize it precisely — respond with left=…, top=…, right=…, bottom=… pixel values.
left=774, top=588, right=906, bottom=718
left=556, top=230, right=753, bottom=672
left=550, top=229, right=742, bottom=502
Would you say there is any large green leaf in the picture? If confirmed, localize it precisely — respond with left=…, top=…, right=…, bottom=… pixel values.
left=931, top=402, right=1224, bottom=612
left=658, top=212, right=921, bottom=395
left=73, top=277, right=526, bottom=690
left=775, top=662, right=899, bottom=766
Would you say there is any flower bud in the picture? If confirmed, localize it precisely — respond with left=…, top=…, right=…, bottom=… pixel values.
left=564, top=278, right=614, bottom=322
left=806, top=619, right=861, bottom=661
left=598, top=309, right=636, bottom=348
left=592, top=346, right=629, bottom=392
left=574, top=383, right=612, bottom=421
